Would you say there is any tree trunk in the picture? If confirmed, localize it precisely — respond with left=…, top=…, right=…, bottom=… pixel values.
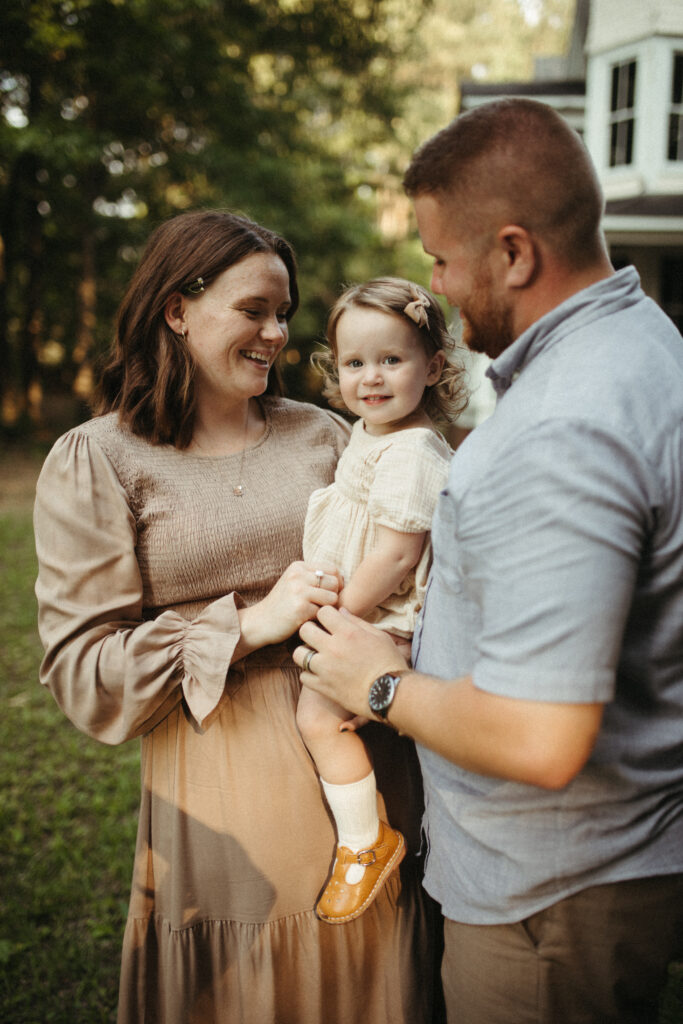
left=0, top=149, right=43, bottom=427
left=72, top=229, right=97, bottom=404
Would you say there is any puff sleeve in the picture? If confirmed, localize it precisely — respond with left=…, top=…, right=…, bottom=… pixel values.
left=34, top=431, right=242, bottom=744
left=367, top=433, right=450, bottom=533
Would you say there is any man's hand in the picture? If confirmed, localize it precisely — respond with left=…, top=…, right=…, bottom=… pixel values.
left=295, top=607, right=604, bottom=790
left=295, top=606, right=409, bottom=720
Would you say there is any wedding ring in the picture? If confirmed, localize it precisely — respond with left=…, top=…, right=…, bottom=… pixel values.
left=302, top=648, right=316, bottom=673
left=314, top=569, right=325, bottom=587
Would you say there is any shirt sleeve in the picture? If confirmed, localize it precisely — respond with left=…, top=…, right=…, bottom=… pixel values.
left=458, top=420, right=652, bottom=703
left=34, top=430, right=243, bottom=745
left=368, top=434, right=450, bottom=533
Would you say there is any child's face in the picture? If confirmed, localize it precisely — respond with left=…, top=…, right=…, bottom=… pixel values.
left=335, top=306, right=444, bottom=435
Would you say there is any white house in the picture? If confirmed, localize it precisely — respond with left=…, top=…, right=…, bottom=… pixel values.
left=460, top=0, right=683, bottom=334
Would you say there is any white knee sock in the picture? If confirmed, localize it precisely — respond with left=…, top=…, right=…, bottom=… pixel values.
left=321, top=771, right=380, bottom=884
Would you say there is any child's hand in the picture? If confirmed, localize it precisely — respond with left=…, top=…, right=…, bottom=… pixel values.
left=339, top=715, right=369, bottom=733
left=388, top=633, right=413, bottom=663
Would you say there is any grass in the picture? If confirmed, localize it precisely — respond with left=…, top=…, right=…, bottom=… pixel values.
left=0, top=504, right=140, bottom=1023
left=0, top=449, right=681, bottom=1023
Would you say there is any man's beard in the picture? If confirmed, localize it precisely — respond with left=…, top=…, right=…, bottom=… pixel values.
left=458, top=268, right=516, bottom=360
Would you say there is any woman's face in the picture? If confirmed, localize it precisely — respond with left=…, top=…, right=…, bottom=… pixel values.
left=171, top=252, right=292, bottom=410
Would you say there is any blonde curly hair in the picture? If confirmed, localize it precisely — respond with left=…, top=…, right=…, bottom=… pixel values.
left=312, top=277, right=468, bottom=426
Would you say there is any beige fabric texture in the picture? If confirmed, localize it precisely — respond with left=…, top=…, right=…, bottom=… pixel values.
left=304, top=419, right=452, bottom=638
left=34, top=397, right=440, bottom=1024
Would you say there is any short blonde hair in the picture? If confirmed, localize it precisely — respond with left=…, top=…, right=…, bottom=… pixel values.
left=312, top=277, right=468, bottom=426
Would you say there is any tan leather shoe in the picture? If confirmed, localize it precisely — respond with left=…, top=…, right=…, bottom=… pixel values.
left=315, top=820, right=406, bottom=924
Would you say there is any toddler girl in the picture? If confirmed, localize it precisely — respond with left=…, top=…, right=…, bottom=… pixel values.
left=297, top=277, right=467, bottom=923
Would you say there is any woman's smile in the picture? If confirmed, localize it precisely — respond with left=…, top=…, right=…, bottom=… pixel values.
left=176, top=252, right=291, bottom=409
left=241, top=348, right=274, bottom=367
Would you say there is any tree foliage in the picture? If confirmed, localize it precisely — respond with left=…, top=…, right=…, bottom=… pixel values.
left=0, top=0, right=574, bottom=436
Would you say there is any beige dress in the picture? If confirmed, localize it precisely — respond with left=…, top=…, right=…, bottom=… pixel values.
left=34, top=397, right=441, bottom=1024
left=304, top=420, right=452, bottom=638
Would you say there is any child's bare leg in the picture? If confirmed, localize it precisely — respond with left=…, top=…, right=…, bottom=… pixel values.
left=297, top=684, right=378, bottom=862
left=296, top=684, right=372, bottom=783
left=296, top=683, right=405, bottom=923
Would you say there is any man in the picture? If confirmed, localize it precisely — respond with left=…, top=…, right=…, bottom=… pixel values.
left=296, top=98, right=683, bottom=1023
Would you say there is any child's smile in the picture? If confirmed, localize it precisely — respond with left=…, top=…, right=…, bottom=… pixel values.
left=335, top=306, right=444, bottom=436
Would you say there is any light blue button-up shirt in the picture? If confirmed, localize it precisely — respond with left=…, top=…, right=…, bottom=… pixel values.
left=413, top=267, right=683, bottom=923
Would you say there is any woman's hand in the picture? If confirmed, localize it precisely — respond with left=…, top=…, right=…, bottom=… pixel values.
left=236, top=562, right=342, bottom=657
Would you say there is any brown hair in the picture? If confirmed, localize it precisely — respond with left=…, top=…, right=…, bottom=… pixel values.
left=312, top=277, right=467, bottom=426
left=403, top=98, right=606, bottom=267
left=95, top=210, right=299, bottom=447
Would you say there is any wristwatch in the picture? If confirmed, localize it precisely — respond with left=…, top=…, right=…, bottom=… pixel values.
left=368, top=671, right=406, bottom=721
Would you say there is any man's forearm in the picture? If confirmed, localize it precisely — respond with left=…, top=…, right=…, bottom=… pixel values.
left=387, top=671, right=603, bottom=789
left=297, top=606, right=604, bottom=790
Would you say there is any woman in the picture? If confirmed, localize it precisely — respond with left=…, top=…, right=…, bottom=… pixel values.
left=34, top=211, right=441, bottom=1023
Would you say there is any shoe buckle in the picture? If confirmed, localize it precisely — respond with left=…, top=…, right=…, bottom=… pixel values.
left=356, top=848, right=377, bottom=867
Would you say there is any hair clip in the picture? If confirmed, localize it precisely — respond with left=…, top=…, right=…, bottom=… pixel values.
left=185, top=277, right=205, bottom=295
left=403, top=291, right=430, bottom=328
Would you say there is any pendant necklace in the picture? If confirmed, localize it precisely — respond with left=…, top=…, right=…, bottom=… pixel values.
left=232, top=403, right=250, bottom=497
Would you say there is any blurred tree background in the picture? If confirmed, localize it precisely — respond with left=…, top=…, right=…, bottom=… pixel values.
left=0, top=0, right=574, bottom=442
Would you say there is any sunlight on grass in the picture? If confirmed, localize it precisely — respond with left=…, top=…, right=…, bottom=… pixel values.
left=0, top=511, right=140, bottom=1023
left=1, top=484, right=681, bottom=1023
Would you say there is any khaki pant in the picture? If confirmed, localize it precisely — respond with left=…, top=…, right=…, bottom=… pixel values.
left=442, top=875, right=683, bottom=1024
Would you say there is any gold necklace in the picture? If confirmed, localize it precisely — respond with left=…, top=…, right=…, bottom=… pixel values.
left=232, top=403, right=250, bottom=497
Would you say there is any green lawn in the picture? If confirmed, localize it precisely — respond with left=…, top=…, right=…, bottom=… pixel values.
left=0, top=509, right=140, bottom=1023
left=1, top=476, right=681, bottom=1023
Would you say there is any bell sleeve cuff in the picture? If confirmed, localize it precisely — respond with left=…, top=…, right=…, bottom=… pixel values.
left=180, top=592, right=244, bottom=728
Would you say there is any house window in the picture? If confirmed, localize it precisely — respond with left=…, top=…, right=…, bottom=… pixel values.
left=609, top=59, right=637, bottom=166
left=661, top=256, right=683, bottom=334
left=668, top=53, right=683, bottom=161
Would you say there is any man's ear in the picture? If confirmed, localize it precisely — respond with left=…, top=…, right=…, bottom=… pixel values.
left=164, top=292, right=186, bottom=335
left=496, top=225, right=536, bottom=288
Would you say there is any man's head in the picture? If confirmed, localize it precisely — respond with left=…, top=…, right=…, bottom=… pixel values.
left=404, top=97, right=605, bottom=266
left=403, top=98, right=610, bottom=356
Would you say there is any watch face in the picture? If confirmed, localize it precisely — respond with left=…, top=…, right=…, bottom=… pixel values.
left=374, top=677, right=393, bottom=703
left=369, top=674, right=398, bottom=717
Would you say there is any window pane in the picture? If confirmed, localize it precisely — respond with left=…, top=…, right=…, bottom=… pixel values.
left=609, top=60, right=637, bottom=166
left=626, top=61, right=637, bottom=108
left=610, top=122, right=619, bottom=164
left=669, top=113, right=682, bottom=161
left=617, top=64, right=629, bottom=109
left=673, top=54, right=683, bottom=105
left=661, top=256, right=683, bottom=334
left=611, top=65, right=620, bottom=112
left=611, top=121, right=632, bottom=166
left=624, top=119, right=634, bottom=163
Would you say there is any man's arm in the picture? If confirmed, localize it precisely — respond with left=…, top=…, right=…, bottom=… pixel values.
left=297, top=607, right=604, bottom=790
left=298, top=422, right=645, bottom=790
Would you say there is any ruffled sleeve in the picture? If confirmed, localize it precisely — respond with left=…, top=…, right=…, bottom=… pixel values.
left=367, top=431, right=451, bottom=533
left=34, top=430, right=242, bottom=744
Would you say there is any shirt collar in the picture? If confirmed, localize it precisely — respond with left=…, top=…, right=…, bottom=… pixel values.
left=486, top=266, right=642, bottom=397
